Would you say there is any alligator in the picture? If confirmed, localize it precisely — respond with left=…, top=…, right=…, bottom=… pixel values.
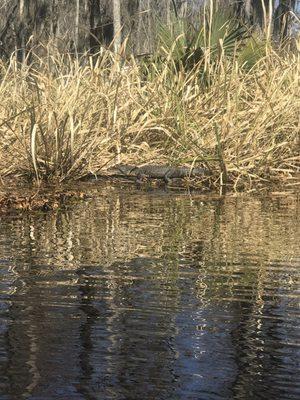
left=109, top=163, right=210, bottom=184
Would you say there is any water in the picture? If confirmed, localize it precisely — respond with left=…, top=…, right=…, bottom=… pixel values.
left=0, top=185, right=299, bottom=400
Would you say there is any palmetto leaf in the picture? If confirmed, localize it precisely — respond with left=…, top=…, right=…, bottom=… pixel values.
left=205, top=10, right=249, bottom=59
left=237, top=35, right=267, bottom=70
left=148, top=7, right=251, bottom=83
left=157, top=19, right=187, bottom=61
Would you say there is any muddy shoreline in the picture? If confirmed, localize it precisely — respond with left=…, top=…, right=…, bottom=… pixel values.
left=0, top=173, right=299, bottom=214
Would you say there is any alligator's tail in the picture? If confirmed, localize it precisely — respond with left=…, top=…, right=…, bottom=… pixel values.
left=191, top=167, right=211, bottom=177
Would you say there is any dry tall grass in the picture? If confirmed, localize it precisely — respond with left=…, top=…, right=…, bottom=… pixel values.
left=0, top=41, right=299, bottom=191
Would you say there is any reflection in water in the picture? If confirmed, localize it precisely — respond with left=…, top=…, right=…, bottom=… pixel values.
left=0, top=185, right=299, bottom=400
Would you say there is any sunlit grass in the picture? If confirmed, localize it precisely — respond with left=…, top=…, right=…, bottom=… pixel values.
left=0, top=37, right=299, bottom=191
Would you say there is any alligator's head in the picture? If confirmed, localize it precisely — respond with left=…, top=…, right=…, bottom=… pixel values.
left=109, top=164, right=138, bottom=176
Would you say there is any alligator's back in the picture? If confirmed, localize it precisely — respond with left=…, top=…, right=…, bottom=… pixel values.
left=137, top=165, right=209, bottom=179
left=137, top=165, right=171, bottom=178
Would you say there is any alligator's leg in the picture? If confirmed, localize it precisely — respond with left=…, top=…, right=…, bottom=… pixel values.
left=163, top=171, right=172, bottom=185
left=136, top=172, right=147, bottom=185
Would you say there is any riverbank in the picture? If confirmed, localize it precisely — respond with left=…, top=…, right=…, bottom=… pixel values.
left=0, top=41, right=299, bottom=197
left=0, top=173, right=299, bottom=215
left=0, top=177, right=90, bottom=212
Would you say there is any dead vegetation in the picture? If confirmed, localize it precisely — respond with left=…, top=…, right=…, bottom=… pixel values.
left=0, top=37, right=299, bottom=194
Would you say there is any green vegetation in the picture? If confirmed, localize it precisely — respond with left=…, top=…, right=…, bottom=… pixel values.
left=0, top=9, right=299, bottom=192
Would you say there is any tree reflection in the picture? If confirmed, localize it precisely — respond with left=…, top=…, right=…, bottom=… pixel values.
left=0, top=189, right=299, bottom=399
